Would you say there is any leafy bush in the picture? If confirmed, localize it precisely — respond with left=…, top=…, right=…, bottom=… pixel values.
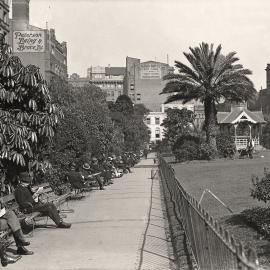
left=172, top=135, right=200, bottom=162
left=199, top=142, right=217, bottom=160
left=0, top=38, right=62, bottom=179
left=241, top=207, right=270, bottom=237
left=242, top=168, right=270, bottom=237
left=250, top=168, right=270, bottom=203
left=216, top=134, right=236, bottom=158
left=109, top=95, right=149, bottom=152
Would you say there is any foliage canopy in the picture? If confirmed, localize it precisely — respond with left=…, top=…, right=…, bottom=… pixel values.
left=161, top=42, right=256, bottom=149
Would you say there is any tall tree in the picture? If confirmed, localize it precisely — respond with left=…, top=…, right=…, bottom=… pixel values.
left=109, top=96, right=149, bottom=152
left=162, top=108, right=195, bottom=144
left=161, top=43, right=256, bottom=149
left=0, top=37, right=62, bottom=179
left=113, top=95, right=134, bottom=115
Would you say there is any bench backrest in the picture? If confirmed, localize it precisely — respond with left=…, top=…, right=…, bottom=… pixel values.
left=0, top=193, right=16, bottom=205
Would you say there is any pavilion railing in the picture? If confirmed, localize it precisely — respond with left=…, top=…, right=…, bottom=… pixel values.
left=233, top=136, right=260, bottom=150
left=159, top=156, right=259, bottom=270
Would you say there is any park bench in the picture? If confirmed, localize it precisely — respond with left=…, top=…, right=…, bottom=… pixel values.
left=34, top=182, right=72, bottom=209
left=0, top=182, right=72, bottom=240
left=67, top=172, right=103, bottom=200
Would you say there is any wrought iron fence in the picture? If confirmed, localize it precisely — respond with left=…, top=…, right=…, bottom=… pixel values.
left=159, top=156, right=259, bottom=270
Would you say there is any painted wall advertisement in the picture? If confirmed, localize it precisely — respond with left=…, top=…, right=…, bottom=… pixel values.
left=13, top=31, right=45, bottom=53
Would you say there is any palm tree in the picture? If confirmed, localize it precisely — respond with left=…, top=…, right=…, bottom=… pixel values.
left=161, top=43, right=256, bottom=149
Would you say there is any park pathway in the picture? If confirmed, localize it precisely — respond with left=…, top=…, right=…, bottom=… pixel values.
left=7, top=153, right=177, bottom=270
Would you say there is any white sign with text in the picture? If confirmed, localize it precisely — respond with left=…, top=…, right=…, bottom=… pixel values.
left=13, top=30, right=45, bottom=53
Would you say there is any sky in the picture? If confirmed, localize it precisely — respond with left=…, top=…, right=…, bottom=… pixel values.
left=29, top=0, right=270, bottom=90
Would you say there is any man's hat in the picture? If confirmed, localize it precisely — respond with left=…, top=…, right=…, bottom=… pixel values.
left=19, top=172, right=32, bottom=183
left=82, top=163, right=91, bottom=170
left=92, top=157, right=98, bottom=162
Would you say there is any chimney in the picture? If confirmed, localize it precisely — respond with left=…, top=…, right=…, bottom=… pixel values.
left=50, top=29, right=55, bottom=39
left=12, top=0, right=30, bottom=25
left=266, top=64, right=270, bottom=90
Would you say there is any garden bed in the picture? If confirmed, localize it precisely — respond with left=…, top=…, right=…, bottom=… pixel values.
left=172, top=151, right=270, bottom=268
left=219, top=213, right=270, bottom=269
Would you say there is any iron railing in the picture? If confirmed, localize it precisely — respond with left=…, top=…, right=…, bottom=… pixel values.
left=159, top=156, right=259, bottom=270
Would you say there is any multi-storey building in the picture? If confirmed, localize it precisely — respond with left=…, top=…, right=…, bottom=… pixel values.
left=124, top=57, right=174, bottom=111
left=145, top=100, right=205, bottom=143
left=68, top=73, right=89, bottom=88
left=8, top=0, right=68, bottom=84
left=145, top=111, right=166, bottom=143
left=0, top=0, right=9, bottom=41
left=257, top=64, right=270, bottom=116
left=88, top=66, right=125, bottom=102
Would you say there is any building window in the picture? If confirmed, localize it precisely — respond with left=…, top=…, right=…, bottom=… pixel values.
left=155, top=117, right=160, bottom=125
left=155, top=128, right=160, bottom=139
left=146, top=118, right=151, bottom=125
left=94, top=74, right=102, bottom=79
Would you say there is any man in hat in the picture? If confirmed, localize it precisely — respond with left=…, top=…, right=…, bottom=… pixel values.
left=15, top=172, right=71, bottom=229
left=67, top=162, right=87, bottom=190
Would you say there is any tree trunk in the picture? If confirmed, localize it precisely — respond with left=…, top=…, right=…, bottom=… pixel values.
left=204, top=98, right=218, bottom=150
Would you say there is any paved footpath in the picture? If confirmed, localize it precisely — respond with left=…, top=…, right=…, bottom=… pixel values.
left=8, top=153, right=177, bottom=270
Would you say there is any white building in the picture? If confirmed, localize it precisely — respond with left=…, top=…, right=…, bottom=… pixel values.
left=145, top=111, right=166, bottom=143
left=145, top=100, right=204, bottom=143
left=161, top=100, right=202, bottom=113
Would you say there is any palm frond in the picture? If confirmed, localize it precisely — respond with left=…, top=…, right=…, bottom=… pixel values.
left=162, top=42, right=255, bottom=109
left=164, top=92, right=200, bottom=104
left=174, top=61, right=200, bottom=81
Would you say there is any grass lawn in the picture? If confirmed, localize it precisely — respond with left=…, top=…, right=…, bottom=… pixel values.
left=172, top=150, right=270, bottom=269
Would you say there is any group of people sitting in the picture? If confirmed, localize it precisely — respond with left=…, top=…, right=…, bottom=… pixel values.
left=0, top=171, right=72, bottom=266
left=66, top=153, right=140, bottom=192
left=0, top=151, right=141, bottom=267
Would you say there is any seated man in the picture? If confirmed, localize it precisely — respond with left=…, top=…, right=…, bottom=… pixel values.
left=67, top=162, right=87, bottom=190
left=89, top=158, right=105, bottom=190
left=0, top=207, right=33, bottom=257
left=15, top=172, right=71, bottom=229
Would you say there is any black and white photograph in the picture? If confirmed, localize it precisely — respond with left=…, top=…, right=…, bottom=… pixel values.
left=0, top=0, right=269, bottom=269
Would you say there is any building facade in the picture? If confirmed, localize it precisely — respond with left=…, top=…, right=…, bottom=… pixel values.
left=8, top=0, right=68, bottom=84
left=256, top=64, right=270, bottom=116
left=217, top=102, right=266, bottom=150
left=124, top=57, right=174, bottom=111
left=68, top=73, right=89, bottom=88
left=0, top=0, right=9, bottom=41
left=145, top=100, right=205, bottom=143
left=88, top=66, right=125, bottom=103
left=145, top=111, right=166, bottom=143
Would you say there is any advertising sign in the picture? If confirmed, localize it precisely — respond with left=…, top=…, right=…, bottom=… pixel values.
left=13, top=30, right=45, bottom=53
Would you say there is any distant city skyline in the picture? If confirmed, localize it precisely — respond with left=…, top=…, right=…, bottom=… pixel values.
left=29, top=0, right=270, bottom=90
